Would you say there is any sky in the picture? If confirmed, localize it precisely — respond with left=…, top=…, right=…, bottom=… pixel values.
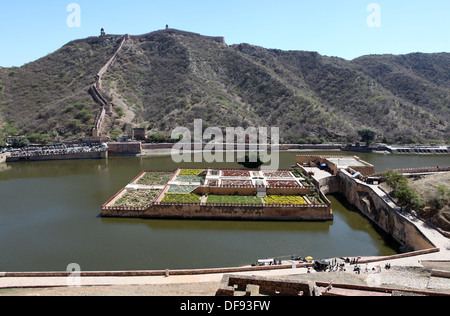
left=0, top=0, right=449, bottom=67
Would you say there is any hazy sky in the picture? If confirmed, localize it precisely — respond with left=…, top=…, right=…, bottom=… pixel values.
left=0, top=0, right=449, bottom=67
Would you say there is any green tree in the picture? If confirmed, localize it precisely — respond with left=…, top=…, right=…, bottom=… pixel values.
left=385, top=170, right=424, bottom=210
left=110, top=129, right=123, bottom=140
left=27, top=134, right=51, bottom=145
left=11, top=137, right=29, bottom=148
left=358, top=129, right=377, bottom=147
left=385, top=170, right=407, bottom=191
left=238, top=152, right=264, bottom=169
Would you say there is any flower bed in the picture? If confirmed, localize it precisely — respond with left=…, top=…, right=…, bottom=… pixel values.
left=306, top=194, right=326, bottom=205
left=264, top=195, right=308, bottom=205
left=168, top=185, right=199, bottom=193
left=266, top=180, right=300, bottom=188
left=136, top=172, right=174, bottom=186
left=161, top=193, right=201, bottom=204
left=207, top=180, right=218, bottom=187
left=114, top=189, right=161, bottom=207
left=222, top=170, right=251, bottom=177
left=179, top=169, right=205, bottom=176
left=221, top=180, right=253, bottom=187
left=291, top=168, right=314, bottom=186
left=176, top=175, right=203, bottom=183
left=262, top=170, right=292, bottom=178
left=207, top=195, right=263, bottom=205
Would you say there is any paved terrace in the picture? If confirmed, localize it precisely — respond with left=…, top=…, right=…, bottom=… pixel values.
left=1, top=248, right=449, bottom=294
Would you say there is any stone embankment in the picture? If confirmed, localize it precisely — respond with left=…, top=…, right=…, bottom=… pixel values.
left=320, top=168, right=450, bottom=256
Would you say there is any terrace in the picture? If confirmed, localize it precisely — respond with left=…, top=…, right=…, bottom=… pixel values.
left=102, top=167, right=333, bottom=221
left=102, top=171, right=176, bottom=211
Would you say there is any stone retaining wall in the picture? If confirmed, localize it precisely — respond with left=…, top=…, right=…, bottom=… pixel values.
left=102, top=203, right=333, bottom=221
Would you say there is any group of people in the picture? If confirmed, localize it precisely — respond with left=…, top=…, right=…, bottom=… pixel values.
left=316, top=257, right=392, bottom=275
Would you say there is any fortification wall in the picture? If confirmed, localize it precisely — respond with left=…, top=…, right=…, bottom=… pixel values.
left=90, top=36, right=127, bottom=137
left=131, top=28, right=225, bottom=44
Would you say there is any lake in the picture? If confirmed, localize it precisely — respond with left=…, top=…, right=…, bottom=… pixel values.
left=0, top=151, right=448, bottom=272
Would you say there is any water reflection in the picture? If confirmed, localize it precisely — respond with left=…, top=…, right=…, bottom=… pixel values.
left=100, top=217, right=332, bottom=233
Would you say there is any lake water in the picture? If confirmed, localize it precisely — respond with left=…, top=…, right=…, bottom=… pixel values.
left=0, top=151, right=448, bottom=272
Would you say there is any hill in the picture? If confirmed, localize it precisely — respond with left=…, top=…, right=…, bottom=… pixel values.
left=0, top=29, right=449, bottom=144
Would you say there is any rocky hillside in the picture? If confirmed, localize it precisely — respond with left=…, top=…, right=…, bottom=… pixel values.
left=0, top=29, right=449, bottom=144
left=409, top=172, right=450, bottom=232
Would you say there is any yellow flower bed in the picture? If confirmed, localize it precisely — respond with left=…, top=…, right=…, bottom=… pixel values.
left=264, top=195, right=308, bottom=205
left=178, top=169, right=204, bottom=176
